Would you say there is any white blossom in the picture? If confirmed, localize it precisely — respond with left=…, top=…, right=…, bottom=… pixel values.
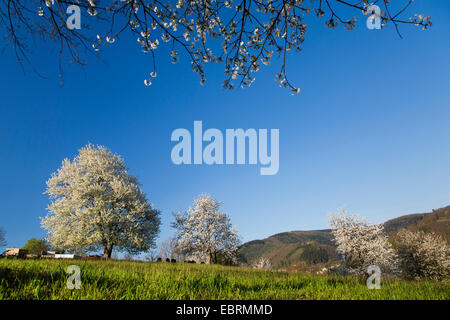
left=393, top=229, right=449, bottom=280
left=41, top=144, right=160, bottom=258
left=87, top=7, right=98, bottom=16
left=3, top=0, right=432, bottom=93
left=252, top=257, right=272, bottom=270
left=329, top=210, right=398, bottom=276
left=172, top=194, right=239, bottom=264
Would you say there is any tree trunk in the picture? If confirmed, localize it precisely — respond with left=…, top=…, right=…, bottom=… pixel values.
left=103, top=244, right=113, bottom=259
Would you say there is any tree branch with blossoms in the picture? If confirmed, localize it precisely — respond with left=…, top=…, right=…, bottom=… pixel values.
left=0, top=0, right=432, bottom=94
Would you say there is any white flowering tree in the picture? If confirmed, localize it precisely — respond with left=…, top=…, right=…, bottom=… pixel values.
left=252, top=257, right=272, bottom=270
left=393, top=230, right=449, bottom=281
left=41, top=144, right=160, bottom=258
left=172, top=194, right=239, bottom=264
left=329, top=210, right=398, bottom=276
left=2, top=1, right=431, bottom=93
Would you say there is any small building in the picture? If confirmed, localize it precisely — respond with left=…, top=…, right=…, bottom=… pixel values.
left=5, top=248, right=29, bottom=258
left=83, top=254, right=102, bottom=259
left=54, top=254, right=81, bottom=259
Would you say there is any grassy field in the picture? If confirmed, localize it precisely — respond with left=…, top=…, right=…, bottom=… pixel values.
left=0, top=258, right=448, bottom=300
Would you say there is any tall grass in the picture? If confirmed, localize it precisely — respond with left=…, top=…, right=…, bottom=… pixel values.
left=0, top=259, right=448, bottom=300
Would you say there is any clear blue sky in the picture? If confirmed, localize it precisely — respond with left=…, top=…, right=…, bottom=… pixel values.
left=1, top=1, right=449, bottom=251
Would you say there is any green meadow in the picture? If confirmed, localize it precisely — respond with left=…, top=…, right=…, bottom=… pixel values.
left=0, top=259, right=448, bottom=300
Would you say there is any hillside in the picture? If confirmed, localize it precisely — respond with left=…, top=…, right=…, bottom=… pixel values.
left=237, top=230, right=336, bottom=269
left=384, top=205, right=449, bottom=240
left=238, top=205, right=450, bottom=269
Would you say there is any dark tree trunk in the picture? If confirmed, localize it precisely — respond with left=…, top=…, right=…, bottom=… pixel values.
left=103, top=244, right=113, bottom=259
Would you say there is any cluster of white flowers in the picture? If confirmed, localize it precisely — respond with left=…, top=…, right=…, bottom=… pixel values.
left=329, top=210, right=449, bottom=281
left=41, top=143, right=160, bottom=258
left=316, top=267, right=328, bottom=275
left=329, top=210, right=398, bottom=277
left=3, top=1, right=429, bottom=93
left=252, top=257, right=272, bottom=270
left=393, top=229, right=449, bottom=280
left=172, top=194, right=239, bottom=264
left=410, top=13, right=432, bottom=30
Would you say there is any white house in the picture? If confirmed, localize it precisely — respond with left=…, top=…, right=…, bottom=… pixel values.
left=54, top=254, right=81, bottom=259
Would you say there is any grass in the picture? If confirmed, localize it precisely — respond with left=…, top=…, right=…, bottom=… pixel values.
left=0, top=258, right=448, bottom=300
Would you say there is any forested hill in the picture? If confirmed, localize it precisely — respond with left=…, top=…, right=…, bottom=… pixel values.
left=237, top=206, right=450, bottom=269
left=383, top=205, right=449, bottom=239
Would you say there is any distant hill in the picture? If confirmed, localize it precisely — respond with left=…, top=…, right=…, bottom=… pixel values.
left=385, top=206, right=450, bottom=241
left=385, top=205, right=449, bottom=240
left=237, top=230, right=335, bottom=269
left=237, top=206, right=450, bottom=269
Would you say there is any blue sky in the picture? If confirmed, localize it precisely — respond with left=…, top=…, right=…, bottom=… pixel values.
left=1, top=1, right=449, bottom=251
